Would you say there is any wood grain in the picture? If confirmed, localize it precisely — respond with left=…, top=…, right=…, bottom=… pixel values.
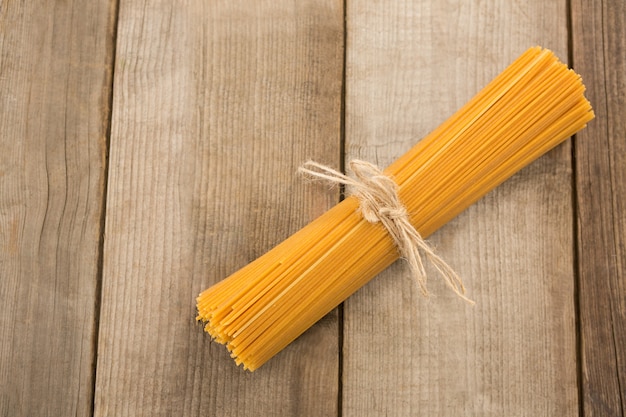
left=342, top=0, right=577, bottom=415
left=94, top=1, right=343, bottom=416
left=572, top=0, right=626, bottom=415
left=0, top=0, right=115, bottom=416
left=1, top=1, right=623, bottom=415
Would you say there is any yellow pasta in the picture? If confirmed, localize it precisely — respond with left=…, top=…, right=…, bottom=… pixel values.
left=197, top=47, right=594, bottom=371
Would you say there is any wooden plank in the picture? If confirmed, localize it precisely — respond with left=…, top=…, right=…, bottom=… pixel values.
left=0, top=0, right=116, bottom=416
left=343, top=1, right=577, bottom=415
left=94, top=1, right=343, bottom=416
left=572, top=0, right=626, bottom=415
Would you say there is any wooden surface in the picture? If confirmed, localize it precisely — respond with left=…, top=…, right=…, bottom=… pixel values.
left=0, top=0, right=115, bottom=415
left=1, top=1, right=624, bottom=416
left=572, top=0, right=626, bottom=415
left=343, top=1, right=577, bottom=415
left=94, top=1, right=343, bottom=416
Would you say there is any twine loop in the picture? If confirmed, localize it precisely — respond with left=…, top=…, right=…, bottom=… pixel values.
left=299, top=160, right=473, bottom=304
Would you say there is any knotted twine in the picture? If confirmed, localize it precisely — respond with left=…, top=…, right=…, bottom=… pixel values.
left=299, top=160, right=473, bottom=304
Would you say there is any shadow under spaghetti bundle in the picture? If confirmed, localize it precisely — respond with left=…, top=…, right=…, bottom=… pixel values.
left=196, top=47, right=594, bottom=371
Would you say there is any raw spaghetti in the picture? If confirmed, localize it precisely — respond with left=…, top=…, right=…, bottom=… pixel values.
left=197, top=47, right=594, bottom=371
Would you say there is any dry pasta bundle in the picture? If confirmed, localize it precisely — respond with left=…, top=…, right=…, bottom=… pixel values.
left=197, top=47, right=594, bottom=371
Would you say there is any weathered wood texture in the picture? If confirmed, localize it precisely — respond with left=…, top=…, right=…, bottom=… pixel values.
left=342, top=0, right=578, bottom=415
left=572, top=0, right=626, bottom=415
left=0, top=0, right=115, bottom=416
left=2, top=1, right=625, bottom=416
left=94, top=1, right=343, bottom=416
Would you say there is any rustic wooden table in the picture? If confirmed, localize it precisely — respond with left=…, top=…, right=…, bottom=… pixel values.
left=1, top=1, right=624, bottom=416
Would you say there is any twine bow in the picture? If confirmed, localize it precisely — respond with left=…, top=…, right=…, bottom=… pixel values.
left=299, top=160, right=473, bottom=304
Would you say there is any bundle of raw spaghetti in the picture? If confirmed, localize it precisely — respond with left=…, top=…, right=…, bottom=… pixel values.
left=197, top=47, right=594, bottom=371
